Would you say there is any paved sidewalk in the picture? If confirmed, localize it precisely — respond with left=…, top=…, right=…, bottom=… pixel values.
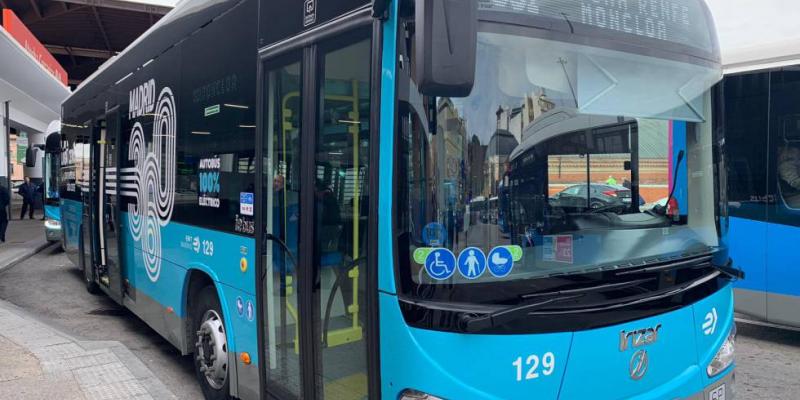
left=0, top=209, right=179, bottom=399
left=0, top=299, right=177, bottom=399
left=0, top=215, right=52, bottom=273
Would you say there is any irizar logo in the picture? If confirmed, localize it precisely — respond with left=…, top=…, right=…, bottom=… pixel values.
left=122, top=80, right=177, bottom=283
left=629, top=349, right=649, bottom=381
left=619, top=324, right=661, bottom=352
left=703, top=308, right=718, bottom=336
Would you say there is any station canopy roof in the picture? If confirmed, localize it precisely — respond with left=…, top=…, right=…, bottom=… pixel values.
left=0, top=0, right=173, bottom=87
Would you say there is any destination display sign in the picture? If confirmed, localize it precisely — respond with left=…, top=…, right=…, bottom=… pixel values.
left=478, top=0, right=714, bottom=53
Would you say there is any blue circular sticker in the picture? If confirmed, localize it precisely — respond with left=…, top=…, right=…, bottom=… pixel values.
left=422, top=222, right=447, bottom=247
left=246, top=300, right=254, bottom=322
left=457, top=247, right=486, bottom=279
left=487, top=246, right=514, bottom=278
left=236, top=297, right=244, bottom=317
left=424, top=248, right=456, bottom=280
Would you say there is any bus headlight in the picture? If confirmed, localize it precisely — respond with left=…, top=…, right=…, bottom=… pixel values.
left=707, top=324, right=736, bottom=377
left=44, top=219, right=62, bottom=230
left=399, top=389, right=444, bottom=400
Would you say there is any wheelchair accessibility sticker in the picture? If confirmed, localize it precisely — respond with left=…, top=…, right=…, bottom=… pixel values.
left=458, top=247, right=486, bottom=279
left=424, top=248, right=456, bottom=280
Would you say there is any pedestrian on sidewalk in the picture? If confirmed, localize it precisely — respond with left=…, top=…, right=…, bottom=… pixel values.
left=0, top=183, right=8, bottom=242
left=17, top=177, right=36, bottom=220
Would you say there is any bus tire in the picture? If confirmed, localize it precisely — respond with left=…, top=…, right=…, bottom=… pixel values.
left=78, top=228, right=99, bottom=294
left=83, top=264, right=100, bottom=294
left=191, top=285, right=231, bottom=400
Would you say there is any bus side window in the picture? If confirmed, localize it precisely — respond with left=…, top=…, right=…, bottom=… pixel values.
left=770, top=70, right=800, bottom=210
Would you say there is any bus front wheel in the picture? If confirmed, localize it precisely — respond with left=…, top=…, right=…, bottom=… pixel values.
left=83, top=264, right=100, bottom=295
left=192, top=286, right=231, bottom=400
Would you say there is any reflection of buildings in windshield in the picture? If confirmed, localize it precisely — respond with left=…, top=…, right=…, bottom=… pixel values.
left=483, top=128, right=517, bottom=199
left=505, top=109, right=675, bottom=241
left=549, top=118, right=669, bottom=205
left=480, top=94, right=555, bottom=198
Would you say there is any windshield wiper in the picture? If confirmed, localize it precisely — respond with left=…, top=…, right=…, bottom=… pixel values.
left=521, top=277, right=655, bottom=299
left=615, top=253, right=744, bottom=280
left=585, top=202, right=628, bottom=214
left=615, top=254, right=712, bottom=276
left=701, top=259, right=745, bottom=280
left=459, top=277, right=654, bottom=332
left=529, top=268, right=722, bottom=315
left=459, top=294, right=582, bottom=332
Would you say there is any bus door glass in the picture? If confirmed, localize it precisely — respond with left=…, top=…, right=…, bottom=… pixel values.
left=97, top=108, right=123, bottom=300
left=260, top=30, right=373, bottom=400
left=262, top=54, right=304, bottom=398
left=78, top=128, right=93, bottom=272
left=313, top=34, right=372, bottom=399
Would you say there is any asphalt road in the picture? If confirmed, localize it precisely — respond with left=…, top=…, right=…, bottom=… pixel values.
left=2, top=246, right=800, bottom=399
left=736, top=322, right=800, bottom=398
left=0, top=247, right=202, bottom=399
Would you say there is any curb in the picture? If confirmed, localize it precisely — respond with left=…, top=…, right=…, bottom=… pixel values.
left=0, top=240, right=57, bottom=274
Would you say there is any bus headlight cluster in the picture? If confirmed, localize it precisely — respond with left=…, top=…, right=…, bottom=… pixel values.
left=707, top=324, right=736, bottom=377
left=399, top=389, right=444, bottom=400
left=44, top=219, right=61, bottom=230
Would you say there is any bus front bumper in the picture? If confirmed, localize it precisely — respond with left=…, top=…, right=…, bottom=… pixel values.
left=686, top=369, right=734, bottom=400
left=44, top=219, right=61, bottom=242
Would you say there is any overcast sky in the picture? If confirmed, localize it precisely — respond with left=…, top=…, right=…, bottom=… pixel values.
left=128, top=0, right=799, bottom=56
left=705, top=0, right=800, bottom=54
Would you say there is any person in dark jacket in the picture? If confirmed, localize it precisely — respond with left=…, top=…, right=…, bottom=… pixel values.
left=17, top=177, right=36, bottom=220
left=0, top=183, right=8, bottom=242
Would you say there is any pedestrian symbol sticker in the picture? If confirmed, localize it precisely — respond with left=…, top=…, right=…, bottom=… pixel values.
left=487, top=246, right=514, bottom=278
left=424, top=248, right=456, bottom=280
left=457, top=247, right=486, bottom=279
left=246, top=300, right=254, bottom=322
left=236, top=297, right=244, bottom=317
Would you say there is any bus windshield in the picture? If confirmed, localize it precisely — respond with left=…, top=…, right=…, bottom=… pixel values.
left=397, top=14, right=722, bottom=298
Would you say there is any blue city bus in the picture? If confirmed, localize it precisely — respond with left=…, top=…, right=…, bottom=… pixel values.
left=43, top=121, right=62, bottom=242
left=723, top=50, right=800, bottom=328
left=496, top=182, right=510, bottom=235
left=57, top=0, right=738, bottom=399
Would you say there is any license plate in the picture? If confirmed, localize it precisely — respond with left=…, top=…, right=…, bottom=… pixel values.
left=622, top=198, right=631, bottom=203
left=708, top=384, right=725, bottom=400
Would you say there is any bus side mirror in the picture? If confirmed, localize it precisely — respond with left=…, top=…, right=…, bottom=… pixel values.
left=25, top=148, right=36, bottom=168
left=415, top=0, right=477, bottom=97
left=45, top=132, right=61, bottom=153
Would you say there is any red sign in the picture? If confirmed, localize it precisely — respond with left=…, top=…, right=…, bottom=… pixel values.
left=2, top=9, right=68, bottom=86
left=554, top=235, right=573, bottom=264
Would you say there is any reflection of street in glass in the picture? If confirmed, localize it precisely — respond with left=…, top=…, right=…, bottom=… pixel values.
left=778, top=146, right=800, bottom=207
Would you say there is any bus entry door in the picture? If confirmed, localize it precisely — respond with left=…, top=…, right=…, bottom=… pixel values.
left=95, top=109, right=124, bottom=302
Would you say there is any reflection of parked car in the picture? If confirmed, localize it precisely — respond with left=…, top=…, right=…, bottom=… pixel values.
left=642, top=197, right=668, bottom=211
left=552, top=183, right=645, bottom=209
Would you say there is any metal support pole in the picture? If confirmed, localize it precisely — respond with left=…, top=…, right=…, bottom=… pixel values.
left=3, top=101, right=10, bottom=217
